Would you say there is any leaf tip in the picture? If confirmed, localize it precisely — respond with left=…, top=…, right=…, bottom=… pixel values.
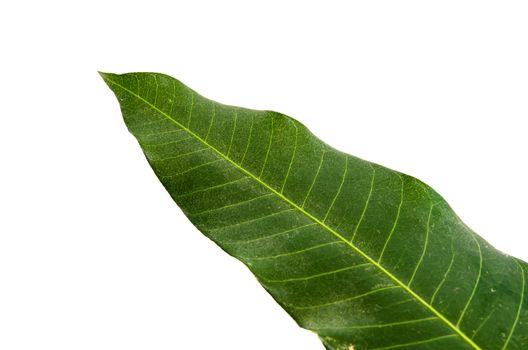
left=98, top=71, right=117, bottom=83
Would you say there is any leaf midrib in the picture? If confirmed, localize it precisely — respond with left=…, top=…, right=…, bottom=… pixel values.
left=103, top=74, right=482, bottom=350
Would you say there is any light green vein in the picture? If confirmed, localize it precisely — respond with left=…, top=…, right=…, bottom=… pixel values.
left=261, top=263, right=370, bottom=284
left=408, top=193, right=433, bottom=287
left=259, top=116, right=274, bottom=178
left=457, top=235, right=483, bottom=327
left=140, top=135, right=192, bottom=147
left=136, top=128, right=186, bottom=140
left=501, top=259, right=525, bottom=350
left=103, top=75, right=483, bottom=350
left=151, top=73, right=159, bottom=105
left=302, top=145, right=326, bottom=208
left=350, top=163, right=375, bottom=242
left=314, top=316, right=437, bottom=331
left=225, top=223, right=316, bottom=245
left=175, top=176, right=249, bottom=198
left=281, top=121, right=298, bottom=193
left=226, top=109, right=238, bottom=157
left=150, top=147, right=208, bottom=162
left=134, top=75, right=140, bottom=95
left=472, top=309, right=494, bottom=340
left=169, top=79, right=176, bottom=117
left=130, top=116, right=167, bottom=129
left=323, top=156, right=348, bottom=223
left=431, top=240, right=456, bottom=305
left=289, top=286, right=400, bottom=310
left=205, top=102, right=215, bottom=141
left=189, top=193, right=273, bottom=216
left=378, top=173, right=404, bottom=263
left=187, top=91, right=194, bottom=127
left=211, top=208, right=296, bottom=232
left=240, top=114, right=254, bottom=166
left=244, top=241, right=342, bottom=261
left=160, top=158, right=222, bottom=178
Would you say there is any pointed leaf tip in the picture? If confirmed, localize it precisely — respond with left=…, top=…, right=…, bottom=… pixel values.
left=98, top=71, right=118, bottom=82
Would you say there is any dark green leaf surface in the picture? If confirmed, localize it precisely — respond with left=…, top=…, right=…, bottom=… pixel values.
left=101, top=72, right=527, bottom=350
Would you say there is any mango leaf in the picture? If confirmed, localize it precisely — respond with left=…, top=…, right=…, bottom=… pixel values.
left=100, top=72, right=527, bottom=350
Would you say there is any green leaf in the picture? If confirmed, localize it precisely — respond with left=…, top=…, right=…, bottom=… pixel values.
left=101, top=71, right=527, bottom=350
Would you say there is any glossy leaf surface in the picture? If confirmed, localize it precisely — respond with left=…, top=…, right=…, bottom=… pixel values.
left=101, top=72, right=527, bottom=350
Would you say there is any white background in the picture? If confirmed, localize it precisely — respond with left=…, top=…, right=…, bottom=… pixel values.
left=1, top=1, right=527, bottom=349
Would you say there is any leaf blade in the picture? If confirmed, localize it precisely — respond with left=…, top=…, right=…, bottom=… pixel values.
left=101, top=71, right=528, bottom=350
